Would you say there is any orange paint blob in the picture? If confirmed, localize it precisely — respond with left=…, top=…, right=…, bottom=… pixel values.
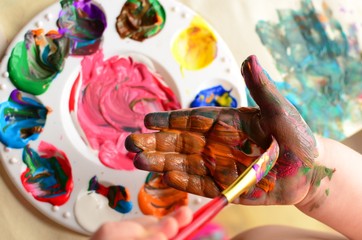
left=138, top=173, right=188, bottom=217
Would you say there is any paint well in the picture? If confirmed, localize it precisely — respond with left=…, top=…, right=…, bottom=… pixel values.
left=20, top=141, right=73, bottom=206
left=74, top=190, right=125, bottom=233
left=190, top=85, right=237, bottom=108
left=171, top=16, right=217, bottom=71
left=116, top=0, right=166, bottom=41
left=138, top=172, right=188, bottom=217
left=72, top=50, right=181, bottom=170
left=0, top=90, right=48, bottom=148
left=88, top=176, right=133, bottom=214
left=7, top=29, right=69, bottom=95
left=57, top=0, right=107, bottom=55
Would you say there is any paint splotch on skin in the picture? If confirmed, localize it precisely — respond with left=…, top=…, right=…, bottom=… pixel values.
left=88, top=176, right=133, bottom=214
left=21, top=141, right=73, bottom=206
left=310, top=165, right=335, bottom=187
left=305, top=164, right=335, bottom=211
left=7, top=29, right=69, bottom=95
left=138, top=172, right=188, bottom=217
left=73, top=50, right=180, bottom=170
left=57, top=0, right=107, bottom=55
left=255, top=0, right=362, bottom=140
left=0, top=90, right=48, bottom=148
left=171, top=16, right=217, bottom=71
left=116, top=0, right=166, bottom=41
left=190, top=85, right=237, bottom=108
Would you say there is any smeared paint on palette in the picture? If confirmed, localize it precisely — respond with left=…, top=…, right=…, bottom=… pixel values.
left=171, top=16, right=217, bottom=72
left=57, top=0, right=107, bottom=55
left=0, top=90, right=48, bottom=148
left=116, top=0, right=166, bottom=41
left=21, top=141, right=73, bottom=206
left=7, top=29, right=69, bottom=95
left=138, top=172, right=188, bottom=217
left=72, top=50, right=181, bottom=170
left=0, top=0, right=245, bottom=235
left=88, top=176, right=133, bottom=214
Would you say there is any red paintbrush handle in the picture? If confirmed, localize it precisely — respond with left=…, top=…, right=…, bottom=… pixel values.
left=172, top=195, right=228, bottom=240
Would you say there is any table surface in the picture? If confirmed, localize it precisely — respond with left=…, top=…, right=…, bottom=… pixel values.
left=0, top=0, right=360, bottom=239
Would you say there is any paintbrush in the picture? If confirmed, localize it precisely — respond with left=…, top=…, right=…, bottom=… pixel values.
left=172, top=136, right=279, bottom=240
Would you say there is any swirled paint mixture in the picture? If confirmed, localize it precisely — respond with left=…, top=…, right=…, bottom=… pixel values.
left=7, top=29, right=69, bottom=95
left=88, top=176, right=133, bottom=214
left=116, top=0, right=166, bottom=41
left=255, top=0, right=362, bottom=140
left=21, top=141, right=73, bottom=206
left=138, top=172, right=188, bottom=217
left=171, top=16, right=217, bottom=71
left=57, top=0, right=107, bottom=55
left=190, top=85, right=237, bottom=108
left=73, top=50, right=180, bottom=170
left=0, top=90, right=48, bottom=148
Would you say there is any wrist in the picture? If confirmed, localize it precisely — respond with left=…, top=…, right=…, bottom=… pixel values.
left=295, top=135, right=333, bottom=210
left=294, top=136, right=362, bottom=239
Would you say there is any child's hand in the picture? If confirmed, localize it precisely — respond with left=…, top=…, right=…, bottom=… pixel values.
left=126, top=55, right=319, bottom=205
left=91, top=206, right=192, bottom=240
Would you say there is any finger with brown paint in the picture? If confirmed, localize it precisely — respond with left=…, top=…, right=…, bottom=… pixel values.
left=125, top=131, right=206, bottom=153
left=133, top=152, right=210, bottom=176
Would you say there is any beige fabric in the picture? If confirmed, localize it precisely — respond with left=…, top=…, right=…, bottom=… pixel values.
left=0, top=0, right=359, bottom=239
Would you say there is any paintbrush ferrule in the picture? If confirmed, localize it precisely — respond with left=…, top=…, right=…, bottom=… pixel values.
left=222, top=164, right=257, bottom=202
left=222, top=137, right=278, bottom=203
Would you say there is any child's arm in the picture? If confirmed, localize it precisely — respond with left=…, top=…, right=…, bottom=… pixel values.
left=295, top=136, right=362, bottom=240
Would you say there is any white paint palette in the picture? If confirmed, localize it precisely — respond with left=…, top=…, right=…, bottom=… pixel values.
left=0, top=0, right=246, bottom=235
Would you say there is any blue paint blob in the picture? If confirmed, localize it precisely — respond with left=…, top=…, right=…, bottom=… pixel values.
left=0, top=90, right=48, bottom=148
left=190, top=85, right=237, bottom=108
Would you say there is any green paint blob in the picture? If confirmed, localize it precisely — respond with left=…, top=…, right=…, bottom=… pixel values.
left=8, top=29, right=69, bottom=95
left=301, top=166, right=312, bottom=175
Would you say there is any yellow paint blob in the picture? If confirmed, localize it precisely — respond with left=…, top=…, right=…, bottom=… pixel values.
left=171, top=16, right=217, bottom=71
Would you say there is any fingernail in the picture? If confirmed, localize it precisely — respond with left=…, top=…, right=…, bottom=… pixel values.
left=241, top=55, right=262, bottom=85
left=241, top=59, right=252, bottom=81
left=133, top=153, right=148, bottom=170
left=125, top=134, right=142, bottom=152
left=144, top=112, right=170, bottom=129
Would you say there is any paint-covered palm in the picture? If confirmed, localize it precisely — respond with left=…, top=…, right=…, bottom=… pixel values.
left=126, top=55, right=319, bottom=205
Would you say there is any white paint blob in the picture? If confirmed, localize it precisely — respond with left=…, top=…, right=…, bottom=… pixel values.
left=74, top=191, right=124, bottom=233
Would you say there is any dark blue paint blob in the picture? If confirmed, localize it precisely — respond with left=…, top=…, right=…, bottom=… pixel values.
left=190, top=85, right=237, bottom=108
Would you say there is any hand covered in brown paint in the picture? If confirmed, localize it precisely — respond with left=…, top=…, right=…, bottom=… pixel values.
left=126, top=55, right=319, bottom=205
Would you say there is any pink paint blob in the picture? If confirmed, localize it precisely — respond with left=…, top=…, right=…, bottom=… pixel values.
left=73, top=50, right=181, bottom=170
